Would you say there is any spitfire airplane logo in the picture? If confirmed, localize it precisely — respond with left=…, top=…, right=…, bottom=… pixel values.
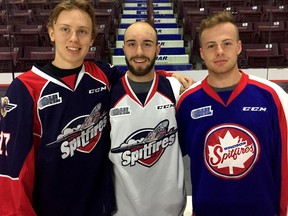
left=204, top=124, right=260, bottom=179
left=111, top=120, right=177, bottom=167
left=0, top=97, right=17, bottom=121
left=46, top=103, right=107, bottom=159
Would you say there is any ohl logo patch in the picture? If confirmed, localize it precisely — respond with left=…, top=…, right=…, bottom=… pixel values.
left=111, top=120, right=177, bottom=167
left=204, top=124, right=260, bottom=179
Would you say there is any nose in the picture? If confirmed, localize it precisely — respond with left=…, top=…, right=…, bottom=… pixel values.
left=135, top=44, right=144, bottom=55
left=69, top=31, right=79, bottom=42
left=216, top=44, right=224, bottom=56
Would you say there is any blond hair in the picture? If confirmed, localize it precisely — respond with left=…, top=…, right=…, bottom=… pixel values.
left=47, top=0, right=97, bottom=44
left=199, top=11, right=239, bottom=46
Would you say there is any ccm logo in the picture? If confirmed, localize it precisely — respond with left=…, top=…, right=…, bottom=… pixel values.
left=157, top=104, right=174, bottom=109
left=242, top=107, right=267, bottom=111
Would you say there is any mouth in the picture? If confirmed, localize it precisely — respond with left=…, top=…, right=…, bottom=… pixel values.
left=131, top=57, right=149, bottom=66
left=133, top=58, right=146, bottom=63
left=214, top=59, right=227, bottom=64
left=67, top=47, right=81, bottom=52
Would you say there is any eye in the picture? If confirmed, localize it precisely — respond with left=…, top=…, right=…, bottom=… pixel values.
left=207, top=44, right=215, bottom=49
left=223, top=41, right=232, bottom=47
left=61, top=27, right=70, bottom=33
left=78, top=29, right=88, bottom=35
left=143, top=42, right=152, bottom=47
left=126, top=42, right=136, bottom=47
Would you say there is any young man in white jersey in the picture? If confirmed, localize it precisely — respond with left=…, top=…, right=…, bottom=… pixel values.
left=108, top=21, right=187, bottom=216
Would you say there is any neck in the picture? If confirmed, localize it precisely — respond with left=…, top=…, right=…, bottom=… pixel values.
left=127, top=70, right=155, bottom=82
left=207, top=69, right=242, bottom=88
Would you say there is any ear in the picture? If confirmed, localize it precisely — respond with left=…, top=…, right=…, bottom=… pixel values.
left=90, top=38, right=94, bottom=46
left=200, top=47, right=204, bottom=60
left=122, top=43, right=127, bottom=55
left=48, top=27, right=55, bottom=43
left=156, top=43, right=161, bottom=56
left=237, top=40, right=242, bottom=55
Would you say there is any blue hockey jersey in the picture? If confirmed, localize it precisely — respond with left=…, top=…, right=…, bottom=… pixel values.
left=0, top=61, right=122, bottom=215
left=176, top=71, right=288, bottom=216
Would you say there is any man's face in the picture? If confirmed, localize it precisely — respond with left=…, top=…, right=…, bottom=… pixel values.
left=123, top=22, right=160, bottom=79
left=48, top=9, right=94, bottom=68
left=200, top=22, right=242, bottom=75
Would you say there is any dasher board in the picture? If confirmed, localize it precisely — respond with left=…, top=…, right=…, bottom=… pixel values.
left=123, top=3, right=173, bottom=7
left=112, top=55, right=190, bottom=65
left=119, top=23, right=178, bottom=28
left=113, top=47, right=185, bottom=55
left=118, top=28, right=181, bottom=35
left=123, top=6, right=173, bottom=10
left=125, top=0, right=172, bottom=2
left=121, top=14, right=175, bottom=18
left=116, top=64, right=193, bottom=72
left=120, top=18, right=177, bottom=24
left=122, top=10, right=174, bottom=15
left=116, top=40, right=184, bottom=48
left=118, top=34, right=182, bottom=40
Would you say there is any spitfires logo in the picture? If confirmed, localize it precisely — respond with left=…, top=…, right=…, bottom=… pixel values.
left=46, top=103, right=107, bottom=159
left=0, top=97, right=17, bottom=121
left=204, top=124, right=260, bottom=179
left=111, top=120, right=177, bottom=167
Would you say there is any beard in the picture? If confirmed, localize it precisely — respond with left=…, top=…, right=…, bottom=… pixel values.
left=125, top=55, right=157, bottom=77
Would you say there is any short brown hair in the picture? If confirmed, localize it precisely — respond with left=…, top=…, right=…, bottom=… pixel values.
left=199, top=11, right=239, bottom=46
left=47, top=0, right=97, bottom=42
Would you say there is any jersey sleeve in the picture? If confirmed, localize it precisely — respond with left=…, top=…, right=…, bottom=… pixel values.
left=176, top=96, right=190, bottom=156
left=277, top=89, right=288, bottom=216
left=167, top=77, right=181, bottom=101
left=95, top=61, right=125, bottom=86
left=0, top=78, right=37, bottom=215
left=155, top=70, right=173, bottom=77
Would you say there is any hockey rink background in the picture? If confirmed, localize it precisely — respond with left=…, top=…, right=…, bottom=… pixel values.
left=1, top=0, right=288, bottom=215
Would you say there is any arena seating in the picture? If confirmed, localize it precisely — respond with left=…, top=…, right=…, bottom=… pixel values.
left=0, top=0, right=288, bottom=73
left=19, top=46, right=55, bottom=71
left=113, top=0, right=193, bottom=71
left=279, top=43, right=288, bottom=65
left=240, top=43, right=284, bottom=68
left=0, top=46, right=20, bottom=72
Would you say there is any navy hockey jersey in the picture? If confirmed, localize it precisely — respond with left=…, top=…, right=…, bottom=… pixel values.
left=176, top=71, right=288, bottom=216
left=109, top=73, right=186, bottom=216
left=0, top=61, right=122, bottom=215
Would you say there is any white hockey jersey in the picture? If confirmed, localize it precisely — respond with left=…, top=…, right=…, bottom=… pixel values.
left=109, top=73, right=186, bottom=216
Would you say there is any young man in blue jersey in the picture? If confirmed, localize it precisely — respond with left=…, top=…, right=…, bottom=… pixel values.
left=177, top=11, right=288, bottom=216
left=108, top=21, right=187, bottom=216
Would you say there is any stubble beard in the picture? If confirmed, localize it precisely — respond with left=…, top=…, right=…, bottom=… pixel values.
left=125, top=55, right=157, bottom=77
